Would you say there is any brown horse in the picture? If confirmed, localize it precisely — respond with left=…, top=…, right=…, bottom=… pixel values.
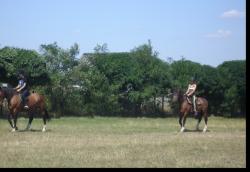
left=172, top=89, right=208, bottom=132
left=0, top=86, right=50, bottom=132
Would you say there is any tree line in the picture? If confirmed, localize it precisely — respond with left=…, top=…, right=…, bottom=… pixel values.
left=0, top=41, right=246, bottom=117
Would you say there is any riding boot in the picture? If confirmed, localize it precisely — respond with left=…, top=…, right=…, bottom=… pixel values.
left=24, top=101, right=29, bottom=109
left=23, top=98, right=29, bottom=109
left=193, top=104, right=198, bottom=116
left=24, top=104, right=29, bottom=109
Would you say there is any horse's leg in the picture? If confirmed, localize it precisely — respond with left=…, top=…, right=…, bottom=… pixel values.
left=0, top=105, right=2, bottom=116
left=203, top=112, right=208, bottom=132
left=196, top=113, right=203, bottom=131
left=25, top=111, right=33, bottom=130
left=42, top=109, right=49, bottom=132
left=179, top=112, right=183, bottom=127
left=180, top=112, right=186, bottom=132
left=7, top=112, right=14, bottom=129
left=42, top=115, right=46, bottom=132
left=182, top=113, right=188, bottom=131
left=11, top=111, right=18, bottom=132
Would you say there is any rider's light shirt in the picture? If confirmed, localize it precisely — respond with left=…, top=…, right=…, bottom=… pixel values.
left=187, top=84, right=197, bottom=95
left=18, top=79, right=26, bottom=90
left=188, top=84, right=196, bottom=91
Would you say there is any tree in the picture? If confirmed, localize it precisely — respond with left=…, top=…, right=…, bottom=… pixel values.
left=199, top=65, right=221, bottom=114
left=0, top=46, right=48, bottom=86
left=93, top=43, right=109, bottom=53
left=169, top=58, right=204, bottom=91
left=39, top=42, right=79, bottom=116
left=126, top=41, right=171, bottom=115
left=217, top=60, right=246, bottom=116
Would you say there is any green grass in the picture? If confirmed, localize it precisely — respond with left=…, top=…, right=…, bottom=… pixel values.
left=0, top=116, right=246, bottom=168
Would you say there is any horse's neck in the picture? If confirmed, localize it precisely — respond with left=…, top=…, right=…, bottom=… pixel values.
left=182, top=95, right=189, bottom=103
left=178, top=91, right=185, bottom=103
left=3, top=88, right=16, bottom=101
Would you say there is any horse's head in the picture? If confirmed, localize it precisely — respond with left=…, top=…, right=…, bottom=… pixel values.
left=166, top=89, right=178, bottom=103
left=171, top=89, right=184, bottom=103
left=172, top=91, right=179, bottom=103
left=0, top=87, right=14, bottom=105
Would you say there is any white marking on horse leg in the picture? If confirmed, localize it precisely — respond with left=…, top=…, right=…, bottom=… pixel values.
left=180, top=127, right=185, bottom=132
left=203, top=125, right=207, bottom=132
left=180, top=116, right=186, bottom=132
left=42, top=125, right=46, bottom=132
left=11, top=128, right=16, bottom=132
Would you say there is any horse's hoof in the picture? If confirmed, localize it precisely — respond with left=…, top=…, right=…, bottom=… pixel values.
left=11, top=128, right=16, bottom=132
left=42, top=128, right=46, bottom=132
left=203, top=126, right=208, bottom=133
left=25, top=125, right=31, bottom=131
left=180, top=127, right=185, bottom=132
left=25, top=127, right=31, bottom=131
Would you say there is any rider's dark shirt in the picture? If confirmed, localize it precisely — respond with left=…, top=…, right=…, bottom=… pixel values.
left=18, top=79, right=27, bottom=91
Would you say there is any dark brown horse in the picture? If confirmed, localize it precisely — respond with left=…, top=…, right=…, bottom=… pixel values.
left=0, top=86, right=50, bottom=132
left=172, top=89, right=208, bottom=132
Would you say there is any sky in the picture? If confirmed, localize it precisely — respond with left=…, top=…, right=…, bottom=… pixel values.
left=0, top=0, right=246, bottom=67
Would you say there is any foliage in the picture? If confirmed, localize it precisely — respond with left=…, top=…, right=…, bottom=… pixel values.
left=39, top=42, right=79, bottom=116
left=0, top=46, right=48, bottom=86
left=0, top=42, right=246, bottom=117
left=217, top=60, right=246, bottom=116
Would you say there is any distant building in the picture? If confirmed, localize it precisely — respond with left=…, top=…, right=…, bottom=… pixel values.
left=0, top=83, right=12, bottom=88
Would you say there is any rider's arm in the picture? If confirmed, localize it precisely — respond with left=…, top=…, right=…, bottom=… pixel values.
left=185, top=85, right=191, bottom=95
left=15, top=84, right=21, bottom=90
left=17, top=82, right=26, bottom=92
left=15, top=80, right=22, bottom=90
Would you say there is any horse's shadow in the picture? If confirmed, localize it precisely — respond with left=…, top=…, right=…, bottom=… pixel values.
left=183, top=129, right=210, bottom=132
left=17, top=129, right=52, bottom=132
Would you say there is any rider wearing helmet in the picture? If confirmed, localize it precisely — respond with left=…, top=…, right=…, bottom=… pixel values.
left=14, top=73, right=29, bottom=109
left=184, top=77, right=198, bottom=116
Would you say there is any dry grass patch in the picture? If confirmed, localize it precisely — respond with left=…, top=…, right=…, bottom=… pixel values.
left=0, top=116, right=245, bottom=167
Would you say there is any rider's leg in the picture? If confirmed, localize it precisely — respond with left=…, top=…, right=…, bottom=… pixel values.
left=21, top=92, right=25, bottom=106
left=193, top=95, right=198, bottom=116
left=187, top=96, right=192, bottom=104
left=23, top=90, right=29, bottom=109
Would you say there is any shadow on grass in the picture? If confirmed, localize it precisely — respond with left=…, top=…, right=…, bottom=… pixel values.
left=184, top=129, right=210, bottom=132
left=17, top=129, right=52, bottom=132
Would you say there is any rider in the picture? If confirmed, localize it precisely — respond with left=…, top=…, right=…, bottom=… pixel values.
left=14, top=73, right=29, bottom=109
left=184, top=77, right=198, bottom=116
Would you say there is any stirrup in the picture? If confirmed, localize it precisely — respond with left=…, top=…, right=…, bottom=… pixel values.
left=24, top=105, right=29, bottom=109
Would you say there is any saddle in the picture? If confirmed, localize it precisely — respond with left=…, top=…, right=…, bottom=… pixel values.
left=17, top=93, right=30, bottom=106
left=186, top=97, right=202, bottom=105
left=186, top=96, right=192, bottom=105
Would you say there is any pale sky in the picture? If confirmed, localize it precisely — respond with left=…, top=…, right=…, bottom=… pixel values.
left=0, top=0, right=246, bottom=67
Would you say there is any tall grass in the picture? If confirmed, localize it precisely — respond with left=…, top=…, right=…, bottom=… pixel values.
left=0, top=116, right=245, bottom=168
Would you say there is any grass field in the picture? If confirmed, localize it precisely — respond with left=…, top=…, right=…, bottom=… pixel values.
left=0, top=116, right=246, bottom=168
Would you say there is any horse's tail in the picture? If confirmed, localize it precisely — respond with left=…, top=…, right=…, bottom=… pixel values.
left=39, top=94, right=51, bottom=121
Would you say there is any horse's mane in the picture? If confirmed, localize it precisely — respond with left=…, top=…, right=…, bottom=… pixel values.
left=1, top=87, right=16, bottom=102
left=175, top=88, right=186, bottom=104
